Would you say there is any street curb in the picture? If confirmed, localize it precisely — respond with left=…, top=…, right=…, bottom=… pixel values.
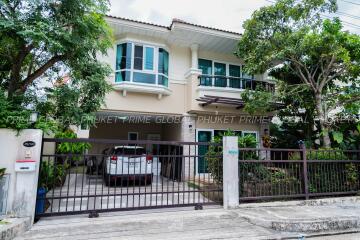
left=0, top=217, right=30, bottom=240
left=237, top=196, right=360, bottom=209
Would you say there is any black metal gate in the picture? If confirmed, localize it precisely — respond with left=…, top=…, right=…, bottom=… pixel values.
left=35, top=138, right=222, bottom=217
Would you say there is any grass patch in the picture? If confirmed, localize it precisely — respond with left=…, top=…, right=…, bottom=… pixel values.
left=0, top=220, right=10, bottom=225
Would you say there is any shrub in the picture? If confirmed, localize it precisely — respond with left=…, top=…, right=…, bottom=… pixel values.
left=206, top=130, right=257, bottom=184
left=289, top=148, right=359, bottom=193
left=38, top=161, right=68, bottom=191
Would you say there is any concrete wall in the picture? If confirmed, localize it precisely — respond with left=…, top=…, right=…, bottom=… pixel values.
left=0, top=129, right=42, bottom=225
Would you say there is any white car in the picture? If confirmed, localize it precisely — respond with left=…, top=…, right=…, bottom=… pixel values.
left=104, top=146, right=153, bottom=186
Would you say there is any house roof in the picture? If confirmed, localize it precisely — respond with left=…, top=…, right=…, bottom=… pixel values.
left=106, top=15, right=242, bottom=54
left=106, top=15, right=242, bottom=36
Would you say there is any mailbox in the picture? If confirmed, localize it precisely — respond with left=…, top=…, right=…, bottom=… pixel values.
left=15, top=160, right=36, bottom=172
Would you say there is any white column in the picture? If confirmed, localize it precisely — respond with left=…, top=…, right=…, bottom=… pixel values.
left=181, top=114, right=196, bottom=180
left=222, top=136, right=239, bottom=209
left=190, top=44, right=199, bottom=70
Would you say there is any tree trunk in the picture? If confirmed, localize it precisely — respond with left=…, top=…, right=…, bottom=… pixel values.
left=315, top=93, right=331, bottom=148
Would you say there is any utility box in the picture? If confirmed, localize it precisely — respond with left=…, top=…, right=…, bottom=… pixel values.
left=15, top=160, right=36, bottom=172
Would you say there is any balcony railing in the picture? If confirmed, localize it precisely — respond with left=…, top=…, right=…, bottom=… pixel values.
left=198, top=75, right=275, bottom=93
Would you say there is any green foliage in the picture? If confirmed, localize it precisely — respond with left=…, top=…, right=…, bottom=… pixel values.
left=38, top=161, right=68, bottom=191
left=289, top=148, right=348, bottom=160
left=0, top=0, right=113, bottom=131
left=237, top=0, right=360, bottom=148
left=289, top=148, right=359, bottom=193
left=331, top=131, right=343, bottom=144
left=206, top=130, right=257, bottom=184
left=55, top=130, right=91, bottom=156
left=330, top=122, right=360, bottom=150
left=0, top=88, right=31, bottom=130
left=241, top=86, right=277, bottom=115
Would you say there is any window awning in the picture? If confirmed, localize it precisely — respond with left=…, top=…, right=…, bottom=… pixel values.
left=196, top=95, right=285, bottom=110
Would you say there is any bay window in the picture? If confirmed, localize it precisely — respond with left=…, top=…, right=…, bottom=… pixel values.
left=115, top=42, right=169, bottom=87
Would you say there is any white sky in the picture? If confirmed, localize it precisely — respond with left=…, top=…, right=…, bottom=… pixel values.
left=108, top=0, right=360, bottom=34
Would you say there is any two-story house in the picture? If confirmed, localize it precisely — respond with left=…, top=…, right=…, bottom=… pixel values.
left=87, top=16, right=275, bottom=174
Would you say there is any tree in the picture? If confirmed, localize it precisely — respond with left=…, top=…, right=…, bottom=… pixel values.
left=0, top=0, right=113, bottom=130
left=236, top=0, right=360, bottom=148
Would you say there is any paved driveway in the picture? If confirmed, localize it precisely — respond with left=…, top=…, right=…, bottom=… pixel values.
left=45, top=173, right=216, bottom=214
left=17, top=208, right=293, bottom=240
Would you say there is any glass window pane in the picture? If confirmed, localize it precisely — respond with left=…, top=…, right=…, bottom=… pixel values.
left=198, top=59, right=212, bottom=75
left=199, top=76, right=212, bottom=86
left=229, top=65, right=240, bottom=77
left=197, top=131, right=212, bottom=173
left=133, top=72, right=156, bottom=84
left=229, top=64, right=241, bottom=88
left=158, top=75, right=168, bottom=87
left=144, top=47, right=154, bottom=70
left=214, top=62, right=226, bottom=87
left=115, top=71, right=130, bottom=82
left=134, top=45, right=143, bottom=70
left=116, top=43, right=132, bottom=70
left=158, top=48, right=169, bottom=75
left=214, top=62, right=226, bottom=75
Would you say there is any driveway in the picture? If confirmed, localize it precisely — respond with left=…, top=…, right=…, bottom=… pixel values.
left=17, top=208, right=294, bottom=240
left=44, top=173, right=215, bottom=215
left=18, top=197, right=360, bottom=240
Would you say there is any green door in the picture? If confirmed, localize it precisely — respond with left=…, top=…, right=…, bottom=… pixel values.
left=198, top=131, right=212, bottom=173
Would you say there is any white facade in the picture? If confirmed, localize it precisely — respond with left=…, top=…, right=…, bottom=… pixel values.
left=90, top=16, right=273, bottom=151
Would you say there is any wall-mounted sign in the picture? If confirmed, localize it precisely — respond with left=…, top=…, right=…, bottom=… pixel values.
left=23, top=141, right=36, bottom=148
left=228, top=150, right=238, bottom=155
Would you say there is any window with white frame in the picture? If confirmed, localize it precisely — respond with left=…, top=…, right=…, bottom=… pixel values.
left=198, top=58, right=255, bottom=88
left=115, top=42, right=169, bottom=87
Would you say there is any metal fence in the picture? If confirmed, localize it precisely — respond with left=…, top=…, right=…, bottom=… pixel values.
left=36, top=139, right=222, bottom=217
left=238, top=147, right=360, bottom=201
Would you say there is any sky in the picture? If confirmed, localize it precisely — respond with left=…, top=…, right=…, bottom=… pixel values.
left=108, top=0, right=360, bottom=34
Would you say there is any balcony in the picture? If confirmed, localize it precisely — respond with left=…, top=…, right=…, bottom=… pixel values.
left=198, top=75, right=275, bottom=93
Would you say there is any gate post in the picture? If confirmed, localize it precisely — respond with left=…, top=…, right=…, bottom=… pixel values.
left=0, top=129, right=43, bottom=226
left=301, top=144, right=309, bottom=200
left=222, top=136, right=239, bottom=209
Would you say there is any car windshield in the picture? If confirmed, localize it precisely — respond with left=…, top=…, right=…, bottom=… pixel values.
left=112, top=147, right=146, bottom=155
